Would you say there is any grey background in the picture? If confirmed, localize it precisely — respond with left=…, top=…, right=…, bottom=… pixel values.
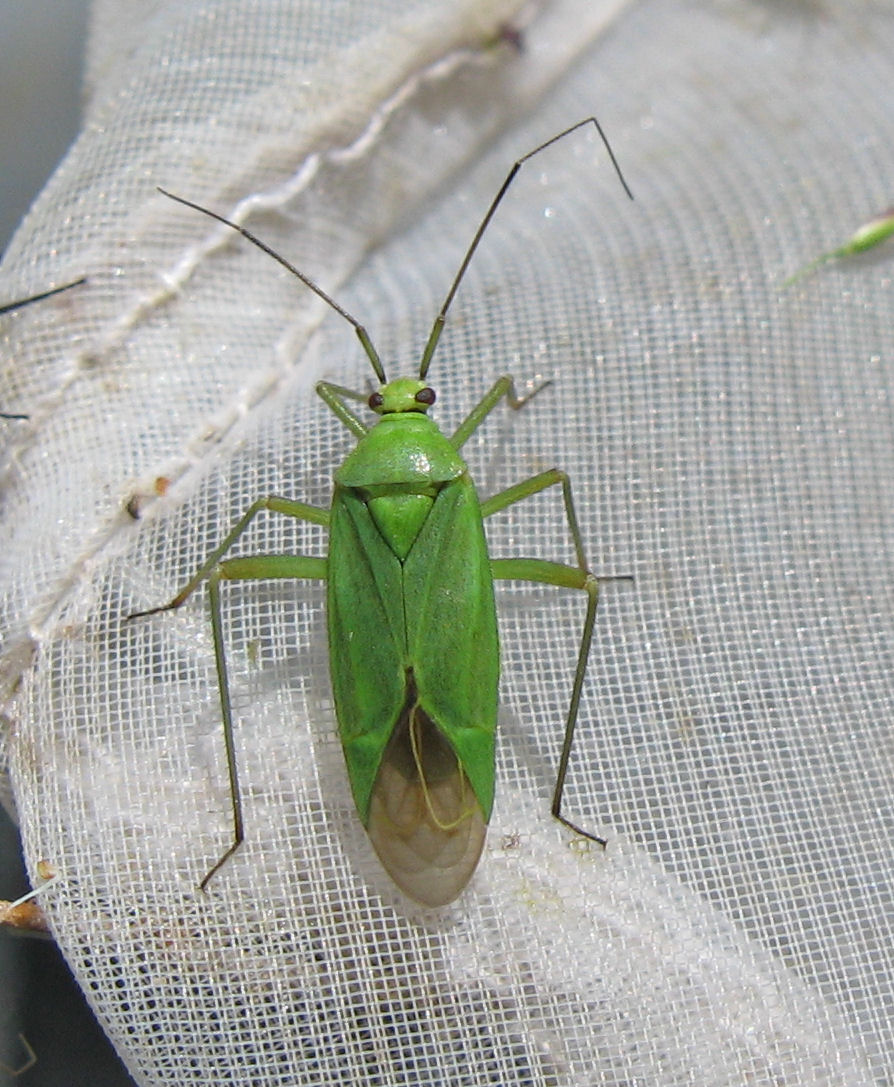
left=1, top=2, right=133, bottom=1083
left=0, top=0, right=89, bottom=250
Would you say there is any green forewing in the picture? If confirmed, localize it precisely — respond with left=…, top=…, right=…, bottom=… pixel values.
left=403, top=475, right=499, bottom=816
left=327, top=486, right=407, bottom=816
left=327, top=466, right=499, bottom=825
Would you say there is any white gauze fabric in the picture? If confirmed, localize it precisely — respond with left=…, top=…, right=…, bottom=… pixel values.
left=0, top=0, right=892, bottom=1084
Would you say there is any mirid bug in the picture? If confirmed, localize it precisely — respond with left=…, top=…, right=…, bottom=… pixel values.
left=130, top=118, right=633, bottom=906
left=783, top=206, right=894, bottom=286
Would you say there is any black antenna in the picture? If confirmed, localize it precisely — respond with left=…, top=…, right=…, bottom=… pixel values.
left=1, top=277, right=87, bottom=419
left=0, top=277, right=86, bottom=316
left=158, top=117, right=633, bottom=389
left=157, top=189, right=387, bottom=383
left=418, top=116, right=633, bottom=378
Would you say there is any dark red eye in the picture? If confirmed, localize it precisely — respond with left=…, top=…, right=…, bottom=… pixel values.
left=415, top=387, right=436, bottom=406
left=368, top=391, right=385, bottom=409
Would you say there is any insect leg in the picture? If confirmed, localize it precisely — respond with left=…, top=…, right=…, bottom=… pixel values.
left=128, top=499, right=329, bottom=888
left=203, top=553, right=327, bottom=890
left=490, top=556, right=602, bottom=843
left=449, top=374, right=551, bottom=450
left=316, top=380, right=371, bottom=438
left=0, top=1033, right=36, bottom=1077
left=486, top=469, right=631, bottom=844
left=127, top=496, right=328, bottom=618
left=481, top=468, right=588, bottom=566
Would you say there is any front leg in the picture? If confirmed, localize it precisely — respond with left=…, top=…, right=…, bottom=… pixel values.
left=316, top=381, right=371, bottom=439
left=450, top=375, right=552, bottom=450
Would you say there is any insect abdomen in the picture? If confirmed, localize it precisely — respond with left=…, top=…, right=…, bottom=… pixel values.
left=366, top=688, right=487, bottom=907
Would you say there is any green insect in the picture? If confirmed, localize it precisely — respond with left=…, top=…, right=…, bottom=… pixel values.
left=130, top=118, right=633, bottom=906
left=783, top=206, right=894, bottom=286
left=0, top=277, right=86, bottom=418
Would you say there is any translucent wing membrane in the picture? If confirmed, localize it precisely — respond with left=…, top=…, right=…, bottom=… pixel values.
left=367, top=701, right=486, bottom=907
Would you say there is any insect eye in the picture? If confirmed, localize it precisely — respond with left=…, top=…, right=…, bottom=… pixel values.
left=368, top=391, right=385, bottom=410
left=415, top=387, right=436, bottom=406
